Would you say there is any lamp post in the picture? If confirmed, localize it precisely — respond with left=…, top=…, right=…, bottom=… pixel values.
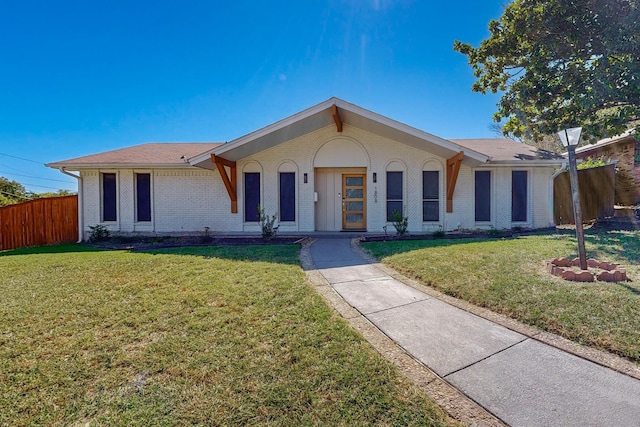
left=558, top=127, right=587, bottom=271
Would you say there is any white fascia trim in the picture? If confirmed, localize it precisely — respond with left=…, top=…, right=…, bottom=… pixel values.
left=574, top=129, right=636, bottom=154
left=45, top=163, right=196, bottom=170
left=488, top=160, right=566, bottom=167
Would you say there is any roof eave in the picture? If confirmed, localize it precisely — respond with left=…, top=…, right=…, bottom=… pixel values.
left=487, top=159, right=566, bottom=167
left=46, top=162, right=198, bottom=170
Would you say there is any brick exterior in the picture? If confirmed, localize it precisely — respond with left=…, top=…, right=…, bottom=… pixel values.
left=79, top=124, right=557, bottom=237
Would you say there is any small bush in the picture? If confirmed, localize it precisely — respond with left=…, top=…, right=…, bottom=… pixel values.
left=88, top=224, right=110, bottom=242
left=258, top=206, right=278, bottom=241
left=487, top=227, right=501, bottom=236
left=432, top=226, right=445, bottom=239
left=200, top=227, right=214, bottom=243
left=577, top=155, right=610, bottom=170
left=391, top=210, right=408, bottom=236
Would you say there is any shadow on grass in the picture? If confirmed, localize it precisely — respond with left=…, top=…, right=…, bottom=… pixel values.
left=0, top=243, right=106, bottom=257
left=585, top=229, right=640, bottom=265
left=1, top=242, right=303, bottom=266
left=138, top=244, right=302, bottom=266
left=363, top=228, right=639, bottom=264
left=615, top=281, right=640, bottom=296
left=360, top=233, right=542, bottom=259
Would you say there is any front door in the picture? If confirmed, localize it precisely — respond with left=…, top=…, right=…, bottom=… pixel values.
left=342, top=174, right=366, bottom=230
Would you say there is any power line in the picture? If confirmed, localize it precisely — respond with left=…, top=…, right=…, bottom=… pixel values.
left=0, top=162, right=33, bottom=175
left=21, top=182, right=73, bottom=190
left=0, top=152, right=44, bottom=164
left=0, top=171, right=75, bottom=184
left=0, top=190, right=30, bottom=200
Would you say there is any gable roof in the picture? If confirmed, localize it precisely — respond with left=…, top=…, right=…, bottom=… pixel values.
left=46, top=143, right=222, bottom=169
left=188, top=97, right=492, bottom=169
left=452, top=138, right=565, bottom=164
left=46, top=98, right=567, bottom=171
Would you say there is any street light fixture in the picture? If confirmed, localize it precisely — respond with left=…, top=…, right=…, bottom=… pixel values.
left=558, top=127, right=587, bottom=270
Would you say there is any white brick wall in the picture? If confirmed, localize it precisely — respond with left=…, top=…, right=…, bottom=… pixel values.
left=79, top=125, right=557, bottom=236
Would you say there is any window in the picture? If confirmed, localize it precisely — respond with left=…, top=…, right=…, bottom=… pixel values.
left=136, top=173, right=151, bottom=222
left=512, top=171, right=528, bottom=222
left=386, top=171, right=403, bottom=221
left=244, top=172, right=260, bottom=222
left=279, top=172, right=295, bottom=222
left=474, top=171, right=491, bottom=222
left=102, top=173, right=117, bottom=222
left=422, top=171, right=439, bottom=221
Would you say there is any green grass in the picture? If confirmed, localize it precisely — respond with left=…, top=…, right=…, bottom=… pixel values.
left=0, top=244, right=453, bottom=426
left=363, top=231, right=640, bottom=364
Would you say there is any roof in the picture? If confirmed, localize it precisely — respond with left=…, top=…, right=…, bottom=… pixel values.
left=46, top=143, right=222, bottom=169
left=451, top=138, right=565, bottom=164
left=189, top=97, right=491, bottom=169
left=46, top=98, right=568, bottom=171
left=574, top=130, right=637, bottom=155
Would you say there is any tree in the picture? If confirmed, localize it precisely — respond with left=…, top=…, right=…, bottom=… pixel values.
left=0, top=176, right=29, bottom=206
left=454, top=0, right=640, bottom=142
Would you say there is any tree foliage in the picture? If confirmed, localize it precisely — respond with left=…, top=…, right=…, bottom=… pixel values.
left=0, top=176, right=74, bottom=206
left=454, top=0, right=640, bottom=142
left=0, top=176, right=29, bottom=206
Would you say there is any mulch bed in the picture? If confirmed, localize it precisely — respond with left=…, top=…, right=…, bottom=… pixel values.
left=88, top=235, right=307, bottom=251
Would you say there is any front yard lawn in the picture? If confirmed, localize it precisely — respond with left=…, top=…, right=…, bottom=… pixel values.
left=362, top=230, right=640, bottom=364
left=1, top=244, right=453, bottom=426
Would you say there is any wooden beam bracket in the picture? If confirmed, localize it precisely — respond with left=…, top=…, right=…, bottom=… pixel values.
left=332, top=104, right=343, bottom=133
left=212, top=154, right=237, bottom=213
left=446, top=151, right=464, bottom=213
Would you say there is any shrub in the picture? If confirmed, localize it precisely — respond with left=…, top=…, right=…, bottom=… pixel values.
left=432, top=226, right=445, bottom=239
left=487, top=227, right=501, bottom=236
left=88, top=224, right=110, bottom=242
left=200, top=226, right=214, bottom=244
left=577, top=155, right=610, bottom=170
left=391, top=210, right=408, bottom=236
left=258, top=206, right=278, bottom=240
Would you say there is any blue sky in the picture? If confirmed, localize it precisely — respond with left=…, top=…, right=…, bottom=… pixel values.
left=0, top=0, right=507, bottom=193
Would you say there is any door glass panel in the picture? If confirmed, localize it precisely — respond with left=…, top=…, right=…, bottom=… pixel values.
left=345, top=176, right=363, bottom=186
left=342, top=174, right=366, bottom=229
left=346, top=188, right=363, bottom=198
left=346, top=213, right=364, bottom=223
left=346, top=201, right=363, bottom=211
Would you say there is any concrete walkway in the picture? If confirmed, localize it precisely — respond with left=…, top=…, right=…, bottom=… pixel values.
left=307, top=237, right=640, bottom=427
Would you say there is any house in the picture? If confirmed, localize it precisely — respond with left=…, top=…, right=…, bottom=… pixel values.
left=46, top=98, right=565, bottom=239
left=574, top=130, right=640, bottom=205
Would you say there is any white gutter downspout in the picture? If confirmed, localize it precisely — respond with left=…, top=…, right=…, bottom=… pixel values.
left=58, top=167, right=83, bottom=243
left=549, top=162, right=567, bottom=227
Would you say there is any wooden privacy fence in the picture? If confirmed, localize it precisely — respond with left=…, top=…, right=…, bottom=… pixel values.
left=554, top=164, right=615, bottom=225
left=0, top=195, right=78, bottom=251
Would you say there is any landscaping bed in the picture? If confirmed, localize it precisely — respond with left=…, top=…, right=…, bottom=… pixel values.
left=88, top=234, right=307, bottom=251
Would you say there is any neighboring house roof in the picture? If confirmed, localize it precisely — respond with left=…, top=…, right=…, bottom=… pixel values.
left=452, top=138, right=565, bottom=164
left=574, top=130, right=637, bottom=155
left=46, top=143, right=222, bottom=169
left=189, top=97, right=492, bottom=170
